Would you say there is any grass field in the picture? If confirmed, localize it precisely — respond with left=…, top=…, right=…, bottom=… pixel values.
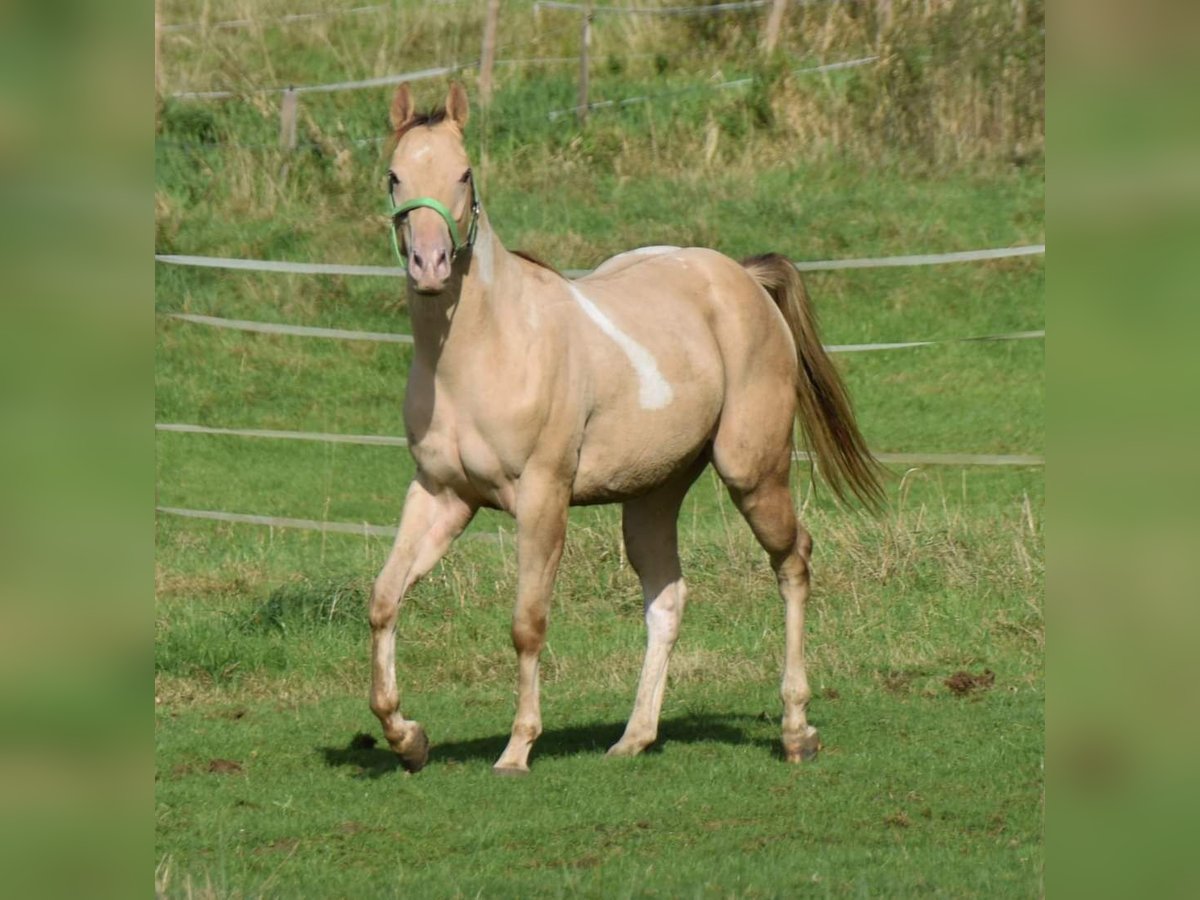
left=156, top=2, right=1043, bottom=895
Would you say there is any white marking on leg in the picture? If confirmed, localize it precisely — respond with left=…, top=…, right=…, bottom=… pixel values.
left=610, top=578, right=686, bottom=755
left=567, top=283, right=673, bottom=410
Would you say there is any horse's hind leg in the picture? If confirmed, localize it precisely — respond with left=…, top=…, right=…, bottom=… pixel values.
left=713, top=429, right=820, bottom=762
left=609, top=460, right=705, bottom=758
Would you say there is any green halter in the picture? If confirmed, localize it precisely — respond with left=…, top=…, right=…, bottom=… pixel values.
left=388, top=185, right=480, bottom=270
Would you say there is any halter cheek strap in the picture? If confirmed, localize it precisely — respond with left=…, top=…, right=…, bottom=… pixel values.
left=388, top=186, right=480, bottom=270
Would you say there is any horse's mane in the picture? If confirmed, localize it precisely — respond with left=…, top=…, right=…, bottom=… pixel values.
left=388, top=107, right=449, bottom=152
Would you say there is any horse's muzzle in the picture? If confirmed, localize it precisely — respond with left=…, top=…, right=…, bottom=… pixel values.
left=409, top=246, right=452, bottom=294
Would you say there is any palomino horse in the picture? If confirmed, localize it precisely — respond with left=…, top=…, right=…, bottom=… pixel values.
left=369, top=83, right=883, bottom=775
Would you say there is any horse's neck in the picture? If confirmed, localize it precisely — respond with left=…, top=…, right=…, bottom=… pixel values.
left=407, top=215, right=526, bottom=371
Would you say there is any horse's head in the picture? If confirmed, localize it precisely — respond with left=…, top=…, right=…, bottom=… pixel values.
left=386, top=82, right=478, bottom=295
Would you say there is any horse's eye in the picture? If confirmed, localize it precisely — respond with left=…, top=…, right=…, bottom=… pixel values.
left=387, top=171, right=399, bottom=188
left=459, top=168, right=472, bottom=184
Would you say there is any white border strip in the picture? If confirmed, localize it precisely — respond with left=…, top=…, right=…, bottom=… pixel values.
left=167, top=313, right=414, bottom=344
left=156, top=244, right=1043, bottom=278
left=163, top=311, right=1042, bottom=353
left=155, top=423, right=1043, bottom=467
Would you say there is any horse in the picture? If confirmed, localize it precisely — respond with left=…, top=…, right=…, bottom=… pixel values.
left=369, top=82, right=883, bottom=775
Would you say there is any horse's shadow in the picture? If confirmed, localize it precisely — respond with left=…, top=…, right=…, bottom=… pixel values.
left=319, top=713, right=782, bottom=778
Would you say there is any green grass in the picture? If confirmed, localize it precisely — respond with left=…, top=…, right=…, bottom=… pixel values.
left=156, top=691, right=1041, bottom=897
left=156, top=480, right=1043, bottom=896
left=156, top=2, right=1043, bottom=895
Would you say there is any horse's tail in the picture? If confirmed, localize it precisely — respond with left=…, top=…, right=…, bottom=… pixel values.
left=742, top=253, right=886, bottom=511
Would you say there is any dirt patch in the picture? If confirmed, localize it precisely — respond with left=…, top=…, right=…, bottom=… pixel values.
left=822, top=687, right=841, bottom=700
left=884, top=811, right=912, bottom=828
left=944, top=670, right=995, bottom=696
left=207, top=758, right=244, bottom=774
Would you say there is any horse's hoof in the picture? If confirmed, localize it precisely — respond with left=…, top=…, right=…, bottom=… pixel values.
left=391, top=724, right=430, bottom=773
left=492, top=764, right=530, bottom=777
left=784, top=727, right=820, bottom=763
left=605, top=740, right=645, bottom=758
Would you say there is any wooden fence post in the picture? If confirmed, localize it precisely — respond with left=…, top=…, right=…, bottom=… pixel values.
left=762, top=0, right=788, bottom=55
left=577, top=4, right=592, bottom=125
left=478, top=0, right=502, bottom=108
left=876, top=0, right=894, bottom=37
left=279, top=88, right=299, bottom=179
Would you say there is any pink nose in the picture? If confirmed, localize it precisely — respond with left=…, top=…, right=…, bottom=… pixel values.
left=409, top=246, right=451, bottom=291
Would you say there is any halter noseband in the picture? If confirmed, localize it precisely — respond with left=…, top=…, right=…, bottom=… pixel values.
left=388, top=175, right=480, bottom=270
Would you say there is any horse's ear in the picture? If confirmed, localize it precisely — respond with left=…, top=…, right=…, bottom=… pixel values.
left=446, top=82, right=470, bottom=130
left=390, top=84, right=415, bottom=132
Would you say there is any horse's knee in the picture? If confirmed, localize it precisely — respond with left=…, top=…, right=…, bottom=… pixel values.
left=368, top=580, right=397, bottom=631
left=511, top=609, right=547, bottom=653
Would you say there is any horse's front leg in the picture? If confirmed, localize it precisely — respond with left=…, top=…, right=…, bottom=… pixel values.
left=369, top=475, right=476, bottom=772
left=492, top=474, right=570, bottom=775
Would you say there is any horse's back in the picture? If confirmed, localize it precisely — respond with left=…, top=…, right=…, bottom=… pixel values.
left=578, top=246, right=794, bottom=374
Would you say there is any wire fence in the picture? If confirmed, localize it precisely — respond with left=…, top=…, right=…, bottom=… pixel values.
left=155, top=243, right=1045, bottom=279
left=161, top=310, right=1041, bottom=353
left=545, top=56, right=876, bottom=120
left=159, top=2, right=462, bottom=34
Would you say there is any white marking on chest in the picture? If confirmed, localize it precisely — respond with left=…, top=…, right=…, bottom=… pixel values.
left=567, top=283, right=673, bottom=410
